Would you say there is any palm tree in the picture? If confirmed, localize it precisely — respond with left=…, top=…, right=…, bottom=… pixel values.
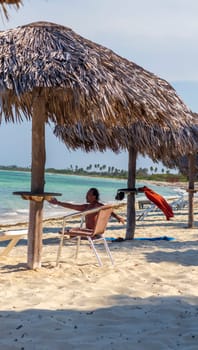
left=150, top=166, right=153, bottom=174
left=86, top=164, right=92, bottom=171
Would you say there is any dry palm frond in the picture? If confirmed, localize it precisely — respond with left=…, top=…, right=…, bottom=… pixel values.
left=0, top=0, right=22, bottom=19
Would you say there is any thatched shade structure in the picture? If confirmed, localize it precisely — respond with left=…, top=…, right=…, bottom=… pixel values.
left=0, top=0, right=22, bottom=19
left=175, top=153, right=198, bottom=228
left=0, top=21, right=196, bottom=268
left=162, top=153, right=197, bottom=228
left=162, top=114, right=198, bottom=230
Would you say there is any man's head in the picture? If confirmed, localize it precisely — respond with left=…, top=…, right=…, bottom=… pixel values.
left=86, top=188, right=100, bottom=203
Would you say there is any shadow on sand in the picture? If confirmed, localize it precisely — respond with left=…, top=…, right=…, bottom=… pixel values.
left=0, top=295, right=197, bottom=349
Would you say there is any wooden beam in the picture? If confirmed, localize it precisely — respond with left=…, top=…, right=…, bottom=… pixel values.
left=126, top=146, right=137, bottom=240
left=188, top=153, right=196, bottom=228
left=27, top=95, right=46, bottom=269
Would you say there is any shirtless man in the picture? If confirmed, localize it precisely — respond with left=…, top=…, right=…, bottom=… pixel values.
left=48, top=187, right=125, bottom=229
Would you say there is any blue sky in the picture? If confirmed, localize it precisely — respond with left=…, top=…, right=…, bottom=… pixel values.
left=0, top=0, right=198, bottom=171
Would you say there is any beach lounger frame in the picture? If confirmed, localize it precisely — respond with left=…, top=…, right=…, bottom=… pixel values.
left=0, top=230, right=27, bottom=257
left=137, top=192, right=188, bottom=221
left=170, top=193, right=188, bottom=210
left=137, top=203, right=157, bottom=221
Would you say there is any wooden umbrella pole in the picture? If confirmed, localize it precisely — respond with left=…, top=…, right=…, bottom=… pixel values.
left=27, top=94, right=46, bottom=269
left=188, top=153, right=196, bottom=228
left=126, top=146, right=137, bottom=240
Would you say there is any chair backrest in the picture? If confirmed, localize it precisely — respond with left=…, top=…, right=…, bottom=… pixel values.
left=93, top=205, right=113, bottom=236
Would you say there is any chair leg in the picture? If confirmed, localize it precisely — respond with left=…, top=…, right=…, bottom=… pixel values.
left=56, top=227, right=65, bottom=267
left=0, top=236, right=22, bottom=257
left=88, top=237, right=103, bottom=267
left=103, top=238, right=114, bottom=265
left=75, top=236, right=81, bottom=260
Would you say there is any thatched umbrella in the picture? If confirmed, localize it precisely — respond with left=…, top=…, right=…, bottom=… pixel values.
left=177, top=153, right=198, bottom=228
left=0, top=21, right=196, bottom=269
left=162, top=153, right=196, bottom=228
left=0, top=0, right=22, bottom=19
left=161, top=112, right=198, bottom=228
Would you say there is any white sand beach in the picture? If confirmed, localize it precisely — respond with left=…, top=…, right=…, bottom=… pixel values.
left=0, top=197, right=198, bottom=349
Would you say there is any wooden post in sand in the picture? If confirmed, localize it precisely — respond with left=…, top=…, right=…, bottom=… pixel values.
left=126, top=146, right=137, bottom=240
left=187, top=153, right=196, bottom=228
left=27, top=95, right=46, bottom=269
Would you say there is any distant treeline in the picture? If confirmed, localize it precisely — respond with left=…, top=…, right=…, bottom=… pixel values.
left=0, top=164, right=187, bottom=182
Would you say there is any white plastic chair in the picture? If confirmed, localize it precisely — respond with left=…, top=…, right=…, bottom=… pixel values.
left=56, top=204, right=115, bottom=267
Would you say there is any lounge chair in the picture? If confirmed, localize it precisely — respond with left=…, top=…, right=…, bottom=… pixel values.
left=137, top=203, right=157, bottom=221
left=170, top=193, right=188, bottom=210
left=0, top=229, right=27, bottom=258
left=137, top=193, right=188, bottom=221
left=56, top=204, right=115, bottom=267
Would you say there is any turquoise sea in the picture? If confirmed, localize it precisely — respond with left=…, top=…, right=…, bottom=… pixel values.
left=0, top=170, right=180, bottom=225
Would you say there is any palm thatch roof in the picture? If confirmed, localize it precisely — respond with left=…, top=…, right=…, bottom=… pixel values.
left=163, top=152, right=198, bottom=177
left=172, top=155, right=198, bottom=177
left=0, top=0, right=22, bottom=19
left=0, top=21, right=195, bottom=132
left=54, top=122, right=198, bottom=161
left=162, top=113, right=198, bottom=171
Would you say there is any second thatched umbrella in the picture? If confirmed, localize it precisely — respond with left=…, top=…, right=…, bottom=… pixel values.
left=161, top=112, right=198, bottom=228
left=0, top=21, right=196, bottom=268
